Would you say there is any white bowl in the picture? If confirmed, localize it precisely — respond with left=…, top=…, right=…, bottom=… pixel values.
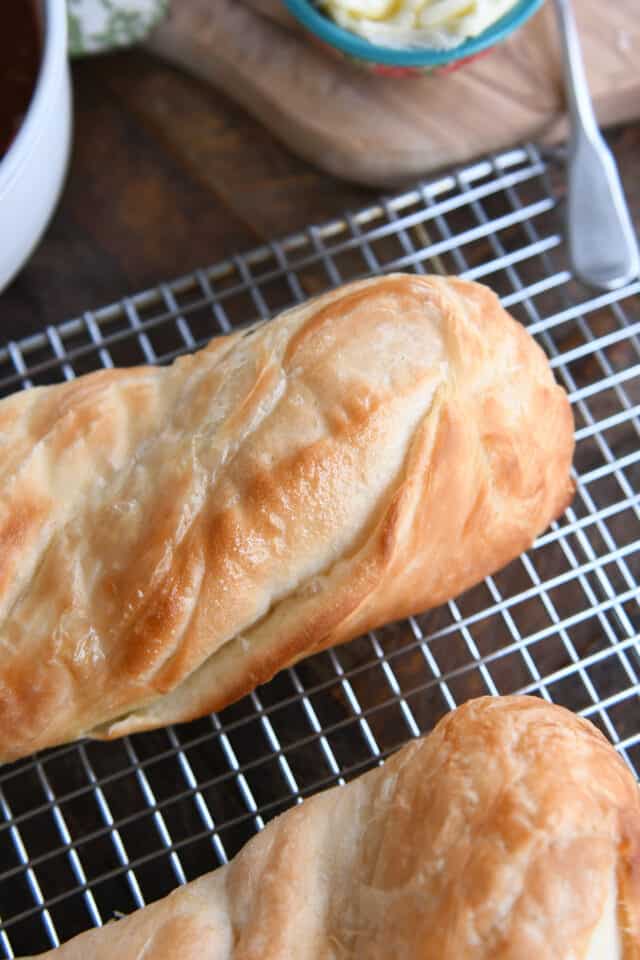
left=0, top=0, right=72, bottom=293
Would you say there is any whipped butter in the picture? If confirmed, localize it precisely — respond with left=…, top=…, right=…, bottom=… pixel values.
left=319, top=0, right=520, bottom=50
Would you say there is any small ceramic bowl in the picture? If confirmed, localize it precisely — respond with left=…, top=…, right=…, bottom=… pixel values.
left=282, top=0, right=544, bottom=76
left=0, top=0, right=72, bottom=292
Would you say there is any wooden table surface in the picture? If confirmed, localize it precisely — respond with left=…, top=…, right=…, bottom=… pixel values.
left=1, top=49, right=639, bottom=342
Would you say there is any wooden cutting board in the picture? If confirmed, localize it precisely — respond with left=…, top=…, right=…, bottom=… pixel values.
left=146, top=0, right=640, bottom=187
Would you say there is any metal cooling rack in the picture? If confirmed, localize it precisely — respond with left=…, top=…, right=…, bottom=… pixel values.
left=1, top=143, right=639, bottom=956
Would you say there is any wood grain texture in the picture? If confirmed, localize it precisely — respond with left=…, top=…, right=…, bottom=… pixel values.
left=146, top=0, right=640, bottom=186
left=0, top=43, right=637, bottom=344
left=0, top=51, right=371, bottom=339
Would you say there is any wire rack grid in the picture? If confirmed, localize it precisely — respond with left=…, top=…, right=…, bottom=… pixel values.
left=0, top=143, right=639, bottom=956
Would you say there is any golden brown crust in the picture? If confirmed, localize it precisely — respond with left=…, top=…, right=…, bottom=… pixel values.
left=24, top=696, right=640, bottom=959
left=0, top=276, right=574, bottom=760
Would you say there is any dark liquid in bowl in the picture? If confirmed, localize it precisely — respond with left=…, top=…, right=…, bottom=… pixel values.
left=0, top=1, right=41, bottom=157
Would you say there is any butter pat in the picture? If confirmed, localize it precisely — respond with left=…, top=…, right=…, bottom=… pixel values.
left=319, top=0, right=519, bottom=49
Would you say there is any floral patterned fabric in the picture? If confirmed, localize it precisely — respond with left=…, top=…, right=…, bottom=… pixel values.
left=67, top=0, right=169, bottom=55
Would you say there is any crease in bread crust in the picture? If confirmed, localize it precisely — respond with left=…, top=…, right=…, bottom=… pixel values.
left=100, top=339, right=291, bottom=684
left=21, top=696, right=640, bottom=959
left=0, top=275, right=575, bottom=760
left=96, top=387, right=448, bottom=738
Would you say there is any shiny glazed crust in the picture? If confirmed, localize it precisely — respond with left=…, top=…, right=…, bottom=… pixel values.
left=0, top=275, right=574, bottom=761
left=24, top=696, right=640, bottom=959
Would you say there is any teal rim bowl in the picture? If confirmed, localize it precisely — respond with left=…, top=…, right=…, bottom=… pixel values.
left=282, top=0, right=545, bottom=68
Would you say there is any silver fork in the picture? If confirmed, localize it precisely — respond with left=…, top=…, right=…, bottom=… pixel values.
left=554, top=0, right=639, bottom=290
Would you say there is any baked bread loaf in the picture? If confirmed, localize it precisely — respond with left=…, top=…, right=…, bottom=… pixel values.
left=0, top=275, right=574, bottom=761
left=23, top=696, right=640, bottom=959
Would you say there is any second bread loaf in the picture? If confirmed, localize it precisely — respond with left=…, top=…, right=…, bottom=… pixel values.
left=21, top=696, right=640, bottom=958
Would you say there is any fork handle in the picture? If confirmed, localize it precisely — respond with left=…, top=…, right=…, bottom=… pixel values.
left=554, top=0, right=598, bottom=139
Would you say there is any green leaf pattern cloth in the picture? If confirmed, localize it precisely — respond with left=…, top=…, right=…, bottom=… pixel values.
left=67, top=0, right=169, bottom=55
